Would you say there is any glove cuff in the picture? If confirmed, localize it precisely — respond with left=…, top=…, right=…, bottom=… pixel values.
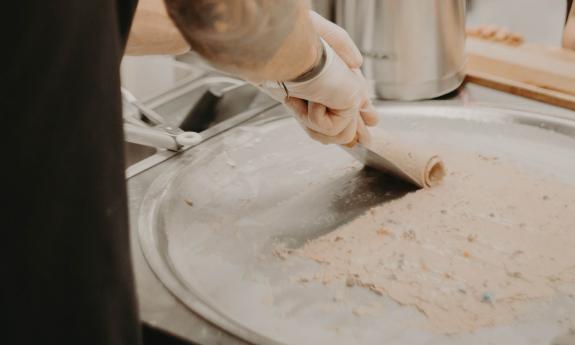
left=287, top=38, right=327, bottom=83
left=258, top=38, right=335, bottom=101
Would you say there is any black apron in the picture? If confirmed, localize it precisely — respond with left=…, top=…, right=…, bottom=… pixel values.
left=2, top=1, right=140, bottom=344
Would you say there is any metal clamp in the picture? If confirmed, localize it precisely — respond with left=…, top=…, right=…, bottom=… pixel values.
left=122, top=87, right=203, bottom=151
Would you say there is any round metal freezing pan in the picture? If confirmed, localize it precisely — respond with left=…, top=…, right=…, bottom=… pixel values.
left=138, top=104, right=575, bottom=345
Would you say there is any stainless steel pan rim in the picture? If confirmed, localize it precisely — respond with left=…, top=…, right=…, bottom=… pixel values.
left=137, top=102, right=575, bottom=345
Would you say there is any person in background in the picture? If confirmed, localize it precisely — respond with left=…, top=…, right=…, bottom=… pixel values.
left=467, top=0, right=575, bottom=49
left=3, top=1, right=374, bottom=345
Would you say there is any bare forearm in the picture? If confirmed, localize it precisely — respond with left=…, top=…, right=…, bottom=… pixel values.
left=164, top=0, right=320, bottom=82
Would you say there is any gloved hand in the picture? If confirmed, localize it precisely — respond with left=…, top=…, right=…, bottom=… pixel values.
left=259, top=11, right=378, bottom=145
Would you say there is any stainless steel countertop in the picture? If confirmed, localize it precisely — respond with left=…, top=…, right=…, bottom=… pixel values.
left=127, top=83, right=574, bottom=345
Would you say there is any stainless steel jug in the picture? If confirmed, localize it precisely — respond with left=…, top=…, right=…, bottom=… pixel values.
left=336, top=0, right=466, bottom=100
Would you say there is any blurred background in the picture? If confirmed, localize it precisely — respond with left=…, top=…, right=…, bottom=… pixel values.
left=121, top=0, right=569, bottom=99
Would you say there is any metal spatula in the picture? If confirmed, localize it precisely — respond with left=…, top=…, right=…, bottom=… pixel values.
left=341, top=143, right=422, bottom=187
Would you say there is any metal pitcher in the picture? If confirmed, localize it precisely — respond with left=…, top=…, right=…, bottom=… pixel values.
left=335, top=0, right=466, bottom=100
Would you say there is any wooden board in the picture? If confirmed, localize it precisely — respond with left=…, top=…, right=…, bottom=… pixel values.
left=466, top=38, right=575, bottom=110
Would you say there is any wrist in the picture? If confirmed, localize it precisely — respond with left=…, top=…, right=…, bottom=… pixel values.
left=287, top=38, right=327, bottom=82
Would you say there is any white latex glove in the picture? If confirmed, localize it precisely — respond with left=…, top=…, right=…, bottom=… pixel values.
left=309, top=10, right=363, bottom=69
left=308, top=10, right=378, bottom=129
left=259, top=12, right=378, bottom=145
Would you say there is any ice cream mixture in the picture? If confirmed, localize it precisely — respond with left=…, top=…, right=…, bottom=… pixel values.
left=277, top=150, right=575, bottom=333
